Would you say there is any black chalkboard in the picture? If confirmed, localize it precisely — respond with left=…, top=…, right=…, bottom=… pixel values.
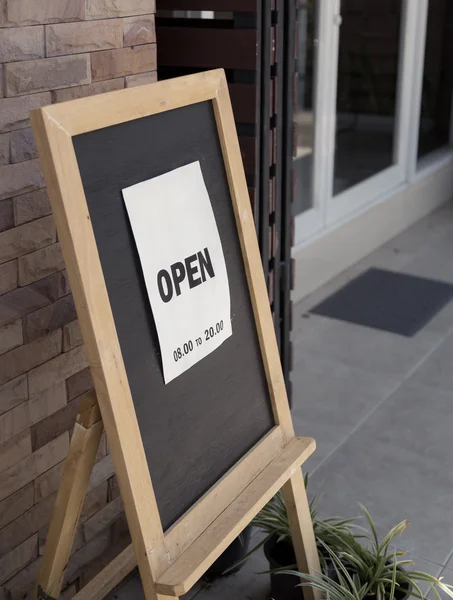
left=73, top=101, right=274, bottom=530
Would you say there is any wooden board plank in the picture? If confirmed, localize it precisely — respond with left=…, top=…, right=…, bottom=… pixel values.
left=156, top=436, right=316, bottom=596
left=38, top=70, right=223, bottom=136
left=157, top=28, right=257, bottom=70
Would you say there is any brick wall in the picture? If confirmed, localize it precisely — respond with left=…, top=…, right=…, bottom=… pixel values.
left=0, top=1, right=156, bottom=597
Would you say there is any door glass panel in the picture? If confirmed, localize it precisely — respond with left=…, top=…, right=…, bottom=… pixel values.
left=333, top=0, right=403, bottom=195
left=293, top=1, right=317, bottom=217
left=417, top=0, right=453, bottom=162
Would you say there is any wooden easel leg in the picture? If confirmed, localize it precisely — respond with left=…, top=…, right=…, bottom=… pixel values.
left=34, top=391, right=103, bottom=600
left=282, top=469, right=322, bottom=600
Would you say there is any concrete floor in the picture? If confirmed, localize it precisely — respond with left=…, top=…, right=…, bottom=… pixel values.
left=111, top=202, right=453, bottom=600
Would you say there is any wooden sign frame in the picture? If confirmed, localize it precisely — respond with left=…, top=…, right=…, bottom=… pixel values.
left=30, top=69, right=320, bottom=600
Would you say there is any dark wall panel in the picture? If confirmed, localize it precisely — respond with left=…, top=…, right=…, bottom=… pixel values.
left=157, top=28, right=257, bottom=71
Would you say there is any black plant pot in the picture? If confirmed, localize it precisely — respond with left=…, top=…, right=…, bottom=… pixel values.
left=264, top=535, right=304, bottom=600
left=205, top=527, right=253, bottom=578
left=363, top=585, right=411, bottom=600
left=367, top=570, right=412, bottom=600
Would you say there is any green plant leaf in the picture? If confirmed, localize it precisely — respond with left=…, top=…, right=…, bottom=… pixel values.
left=359, top=504, right=380, bottom=554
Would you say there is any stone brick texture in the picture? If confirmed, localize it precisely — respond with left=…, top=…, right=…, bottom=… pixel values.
left=0, top=1, right=156, bottom=596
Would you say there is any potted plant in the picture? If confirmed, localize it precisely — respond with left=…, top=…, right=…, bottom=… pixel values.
left=281, top=507, right=453, bottom=600
left=234, top=478, right=359, bottom=600
left=322, top=505, right=453, bottom=600
left=243, top=484, right=453, bottom=600
left=281, top=542, right=391, bottom=600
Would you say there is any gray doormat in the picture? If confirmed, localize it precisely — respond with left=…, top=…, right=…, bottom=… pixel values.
left=310, top=267, right=453, bottom=337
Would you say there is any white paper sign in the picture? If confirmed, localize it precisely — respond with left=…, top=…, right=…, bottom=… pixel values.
left=122, top=161, right=232, bottom=384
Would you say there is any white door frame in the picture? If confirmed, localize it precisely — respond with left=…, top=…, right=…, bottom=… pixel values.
left=293, top=0, right=340, bottom=246
left=411, top=0, right=453, bottom=181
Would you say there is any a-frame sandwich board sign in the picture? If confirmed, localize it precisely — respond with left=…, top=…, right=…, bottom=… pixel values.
left=30, top=69, right=320, bottom=600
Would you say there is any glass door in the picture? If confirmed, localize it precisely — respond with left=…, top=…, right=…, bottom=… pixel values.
left=326, top=0, right=416, bottom=225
